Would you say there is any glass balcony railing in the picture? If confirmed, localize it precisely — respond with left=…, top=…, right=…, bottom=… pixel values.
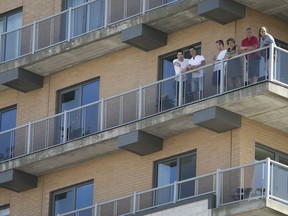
left=0, top=45, right=287, bottom=163
left=0, top=0, right=178, bottom=63
left=58, top=158, right=288, bottom=216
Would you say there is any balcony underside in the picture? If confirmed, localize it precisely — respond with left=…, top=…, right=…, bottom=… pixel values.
left=0, top=0, right=205, bottom=92
left=214, top=198, right=287, bottom=215
left=0, top=82, right=287, bottom=176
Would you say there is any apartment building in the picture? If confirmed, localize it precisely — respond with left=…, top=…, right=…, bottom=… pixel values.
left=0, top=0, right=287, bottom=215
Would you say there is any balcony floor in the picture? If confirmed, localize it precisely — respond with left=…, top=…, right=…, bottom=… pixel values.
left=1, top=82, right=288, bottom=176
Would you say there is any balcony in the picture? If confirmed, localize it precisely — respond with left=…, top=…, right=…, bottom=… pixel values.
left=0, top=45, right=288, bottom=176
left=0, top=0, right=206, bottom=92
left=58, top=158, right=288, bottom=216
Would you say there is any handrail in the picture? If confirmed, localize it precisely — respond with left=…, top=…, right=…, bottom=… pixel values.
left=59, top=158, right=288, bottom=216
left=0, top=0, right=179, bottom=63
left=0, top=45, right=287, bottom=162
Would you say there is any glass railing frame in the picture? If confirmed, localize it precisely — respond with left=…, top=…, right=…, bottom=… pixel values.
left=59, top=158, right=288, bottom=216
left=0, top=0, right=179, bottom=63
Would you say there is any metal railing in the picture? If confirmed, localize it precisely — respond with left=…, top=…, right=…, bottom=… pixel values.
left=59, top=171, right=216, bottom=216
left=58, top=158, right=288, bottom=216
left=0, top=0, right=178, bottom=63
left=0, top=45, right=287, bottom=162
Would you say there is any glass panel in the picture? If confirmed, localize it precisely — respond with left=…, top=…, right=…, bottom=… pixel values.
left=0, top=108, right=16, bottom=161
left=61, top=89, right=81, bottom=111
left=0, top=19, right=4, bottom=33
left=54, top=190, right=74, bottom=216
left=0, top=206, right=9, bottom=216
left=178, top=154, right=196, bottom=198
left=82, top=81, right=100, bottom=135
left=89, top=0, right=104, bottom=30
left=255, top=146, right=275, bottom=161
left=75, top=183, right=93, bottom=215
left=156, top=159, right=176, bottom=205
left=4, top=12, right=22, bottom=61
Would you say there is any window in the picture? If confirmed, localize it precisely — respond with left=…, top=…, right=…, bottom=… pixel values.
left=0, top=9, right=22, bottom=61
left=255, top=144, right=288, bottom=165
left=0, top=107, right=16, bottom=161
left=63, top=0, right=104, bottom=38
left=51, top=181, right=93, bottom=216
left=158, top=44, right=202, bottom=108
left=58, top=79, right=100, bottom=141
left=154, top=152, right=196, bottom=203
left=0, top=205, right=9, bottom=216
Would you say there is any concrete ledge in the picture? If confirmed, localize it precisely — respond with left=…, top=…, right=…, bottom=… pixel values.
left=117, top=130, right=163, bottom=156
left=192, top=106, right=241, bottom=133
left=121, top=24, right=167, bottom=51
left=0, top=67, right=43, bottom=92
left=0, top=169, right=37, bottom=192
left=197, top=0, right=245, bottom=24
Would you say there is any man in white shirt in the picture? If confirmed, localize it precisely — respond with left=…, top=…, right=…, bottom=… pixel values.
left=188, top=46, right=205, bottom=100
left=212, top=40, right=227, bottom=92
left=173, top=49, right=189, bottom=104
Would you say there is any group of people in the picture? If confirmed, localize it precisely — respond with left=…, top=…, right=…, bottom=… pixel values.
left=173, top=27, right=275, bottom=99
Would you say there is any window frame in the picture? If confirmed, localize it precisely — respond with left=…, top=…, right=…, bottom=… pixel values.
left=157, top=42, right=202, bottom=80
left=50, top=180, right=94, bottom=216
left=0, top=204, right=9, bottom=216
left=255, top=143, right=288, bottom=164
left=0, top=106, right=17, bottom=131
left=153, top=150, right=197, bottom=187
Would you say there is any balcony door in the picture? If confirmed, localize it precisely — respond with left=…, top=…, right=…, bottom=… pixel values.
left=155, top=152, right=196, bottom=205
left=0, top=107, right=16, bottom=161
left=0, top=10, right=22, bottom=62
left=59, top=80, right=100, bottom=141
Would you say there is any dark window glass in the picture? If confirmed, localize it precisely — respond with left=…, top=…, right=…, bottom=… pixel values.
left=59, top=79, right=100, bottom=141
left=0, top=107, right=16, bottom=161
left=255, top=146, right=275, bottom=161
left=52, top=182, right=93, bottom=216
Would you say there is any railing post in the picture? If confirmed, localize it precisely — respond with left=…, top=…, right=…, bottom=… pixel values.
left=104, top=0, right=109, bottom=27
left=142, top=0, right=146, bottom=14
left=0, top=33, right=2, bottom=62
left=219, top=59, right=224, bottom=94
left=266, top=157, right=271, bottom=200
left=100, top=98, right=105, bottom=131
left=269, top=43, right=275, bottom=81
left=178, top=75, right=183, bottom=106
left=173, top=181, right=178, bottom=203
left=132, top=192, right=137, bottom=214
left=94, top=203, right=98, bottom=216
left=27, top=122, right=32, bottom=154
left=216, top=169, right=221, bottom=208
left=63, top=110, right=68, bottom=143
left=32, top=20, right=37, bottom=54
left=67, top=7, right=72, bottom=41
left=138, top=85, right=143, bottom=119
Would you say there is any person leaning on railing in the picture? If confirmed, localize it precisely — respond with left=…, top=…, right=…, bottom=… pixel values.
left=187, top=46, right=206, bottom=101
left=258, top=26, right=276, bottom=78
left=240, top=27, right=260, bottom=85
left=225, top=38, right=243, bottom=90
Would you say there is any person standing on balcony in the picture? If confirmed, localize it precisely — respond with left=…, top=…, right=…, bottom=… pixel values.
left=212, top=40, right=227, bottom=93
left=240, top=27, right=260, bottom=84
left=225, top=38, right=243, bottom=90
left=173, top=49, right=189, bottom=104
left=259, top=26, right=275, bottom=79
left=187, top=46, right=205, bottom=100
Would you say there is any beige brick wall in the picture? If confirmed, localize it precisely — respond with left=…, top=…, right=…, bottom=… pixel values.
left=0, top=5, right=288, bottom=216
left=0, top=115, right=287, bottom=215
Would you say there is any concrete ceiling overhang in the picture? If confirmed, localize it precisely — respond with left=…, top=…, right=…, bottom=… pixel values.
left=233, top=0, right=288, bottom=22
left=0, top=0, right=205, bottom=92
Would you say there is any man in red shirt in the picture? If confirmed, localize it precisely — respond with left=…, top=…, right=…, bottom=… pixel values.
left=240, top=28, right=260, bottom=84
